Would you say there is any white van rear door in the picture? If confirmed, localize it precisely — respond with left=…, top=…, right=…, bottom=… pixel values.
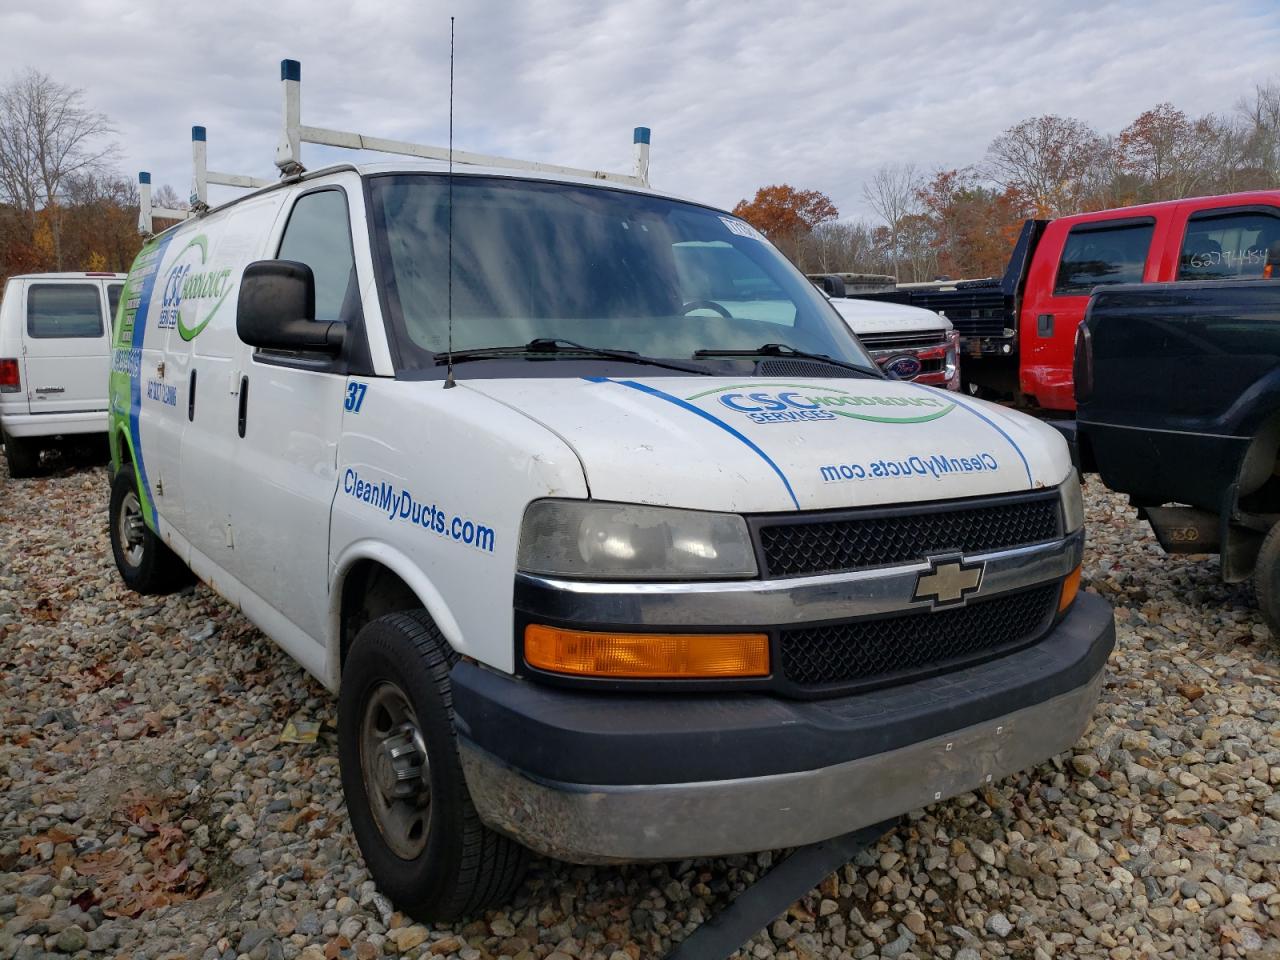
left=21, top=280, right=111, bottom=415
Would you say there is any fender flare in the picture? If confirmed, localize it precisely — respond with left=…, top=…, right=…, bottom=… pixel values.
left=327, top=539, right=466, bottom=690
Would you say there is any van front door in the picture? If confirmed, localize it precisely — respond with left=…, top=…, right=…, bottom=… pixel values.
left=229, top=182, right=365, bottom=648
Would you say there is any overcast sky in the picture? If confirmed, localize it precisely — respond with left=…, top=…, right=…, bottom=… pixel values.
left=3, top=0, right=1278, bottom=219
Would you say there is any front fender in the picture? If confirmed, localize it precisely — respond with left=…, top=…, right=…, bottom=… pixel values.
left=327, top=539, right=468, bottom=691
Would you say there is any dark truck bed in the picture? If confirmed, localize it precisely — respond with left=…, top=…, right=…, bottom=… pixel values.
left=1076, top=278, right=1280, bottom=588
left=852, top=220, right=1046, bottom=395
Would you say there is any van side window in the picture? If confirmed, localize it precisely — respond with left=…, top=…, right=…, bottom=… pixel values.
left=277, top=189, right=356, bottom=321
left=108, top=284, right=123, bottom=321
left=1178, top=209, right=1280, bottom=281
left=27, top=284, right=104, bottom=338
left=1054, top=221, right=1154, bottom=295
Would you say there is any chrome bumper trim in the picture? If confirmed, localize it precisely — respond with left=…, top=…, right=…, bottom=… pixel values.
left=515, top=531, right=1082, bottom=627
left=459, top=667, right=1104, bottom=863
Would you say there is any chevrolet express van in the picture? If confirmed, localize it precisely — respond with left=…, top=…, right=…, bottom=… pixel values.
left=0, top=272, right=125, bottom=476
left=108, top=160, right=1114, bottom=920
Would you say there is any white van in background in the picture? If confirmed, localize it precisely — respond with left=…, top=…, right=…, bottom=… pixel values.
left=0, top=272, right=125, bottom=477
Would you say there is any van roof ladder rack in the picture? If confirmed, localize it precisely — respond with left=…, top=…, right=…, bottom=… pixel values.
left=139, top=57, right=651, bottom=235
left=273, top=59, right=650, bottom=187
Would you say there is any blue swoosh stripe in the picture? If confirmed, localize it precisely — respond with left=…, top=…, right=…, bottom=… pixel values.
left=128, top=233, right=175, bottom=524
left=946, top=395, right=1032, bottom=487
left=586, top=377, right=800, bottom=509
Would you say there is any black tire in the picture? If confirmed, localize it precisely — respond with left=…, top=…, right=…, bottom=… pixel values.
left=1254, top=522, right=1280, bottom=641
left=3, top=432, right=40, bottom=478
left=338, top=611, right=529, bottom=921
left=108, top=463, right=192, bottom=594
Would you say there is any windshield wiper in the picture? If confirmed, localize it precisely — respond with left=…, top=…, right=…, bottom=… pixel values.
left=693, top=343, right=882, bottom=377
left=437, top=338, right=714, bottom=375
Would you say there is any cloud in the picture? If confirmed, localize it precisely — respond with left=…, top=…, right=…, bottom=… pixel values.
left=2, top=0, right=1277, bottom=219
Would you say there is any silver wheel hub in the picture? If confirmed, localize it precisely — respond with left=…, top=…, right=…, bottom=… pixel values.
left=359, top=682, right=431, bottom=859
left=117, top=491, right=146, bottom=567
left=373, top=723, right=427, bottom=799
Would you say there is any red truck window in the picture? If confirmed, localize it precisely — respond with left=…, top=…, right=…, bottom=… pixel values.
left=1053, top=220, right=1154, bottom=295
left=1178, top=208, right=1280, bottom=281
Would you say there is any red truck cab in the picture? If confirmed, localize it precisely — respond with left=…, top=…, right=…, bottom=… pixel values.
left=856, top=191, right=1280, bottom=412
left=1020, top=191, right=1280, bottom=410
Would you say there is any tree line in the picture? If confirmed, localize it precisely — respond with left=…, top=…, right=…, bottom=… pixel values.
left=0, top=70, right=185, bottom=287
left=5, top=69, right=1280, bottom=291
left=735, top=80, right=1280, bottom=282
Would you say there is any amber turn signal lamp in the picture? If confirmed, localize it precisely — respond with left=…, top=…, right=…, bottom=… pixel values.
left=524, top=624, right=770, bottom=679
left=1059, top=565, right=1082, bottom=613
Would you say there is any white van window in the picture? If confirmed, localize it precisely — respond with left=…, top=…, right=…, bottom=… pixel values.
left=27, top=284, right=104, bottom=339
left=108, top=283, right=123, bottom=322
left=277, top=189, right=356, bottom=321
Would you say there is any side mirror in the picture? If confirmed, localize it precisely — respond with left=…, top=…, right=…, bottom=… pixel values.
left=813, top=274, right=847, bottom=298
left=236, top=260, right=344, bottom=353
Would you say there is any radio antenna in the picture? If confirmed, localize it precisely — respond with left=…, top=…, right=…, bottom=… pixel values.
left=443, top=15, right=458, bottom=389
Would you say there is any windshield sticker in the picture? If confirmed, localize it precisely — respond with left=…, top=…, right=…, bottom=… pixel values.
left=686, top=383, right=956, bottom=425
left=719, top=216, right=765, bottom=241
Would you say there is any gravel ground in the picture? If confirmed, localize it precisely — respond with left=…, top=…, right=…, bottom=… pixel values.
left=1, top=462, right=1278, bottom=960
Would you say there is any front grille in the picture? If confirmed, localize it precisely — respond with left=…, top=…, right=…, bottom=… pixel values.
left=861, top=332, right=949, bottom=352
left=756, top=493, right=1061, bottom=578
left=780, top=583, right=1058, bottom=691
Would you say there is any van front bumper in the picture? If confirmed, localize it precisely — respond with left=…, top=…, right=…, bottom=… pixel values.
left=452, top=591, right=1114, bottom=863
left=1, top=409, right=106, bottom=438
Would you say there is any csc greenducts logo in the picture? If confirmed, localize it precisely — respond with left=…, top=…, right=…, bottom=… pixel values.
left=686, top=383, right=956, bottom=425
left=157, top=235, right=233, bottom=341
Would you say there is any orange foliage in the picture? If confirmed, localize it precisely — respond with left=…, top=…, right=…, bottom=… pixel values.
left=732, top=184, right=838, bottom=241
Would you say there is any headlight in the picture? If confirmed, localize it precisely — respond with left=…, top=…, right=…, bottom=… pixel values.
left=944, top=331, right=960, bottom=388
left=518, top=500, right=758, bottom=580
left=1059, top=474, right=1084, bottom=533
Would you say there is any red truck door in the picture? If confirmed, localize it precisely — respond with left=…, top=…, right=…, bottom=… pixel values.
left=1160, top=200, right=1280, bottom=283
left=1019, top=216, right=1156, bottom=411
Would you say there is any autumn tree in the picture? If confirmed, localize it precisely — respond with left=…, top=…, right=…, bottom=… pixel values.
left=1116, top=103, right=1217, bottom=200
left=862, top=164, right=929, bottom=280
left=985, top=115, right=1104, bottom=217
left=732, top=184, right=838, bottom=262
left=0, top=69, right=116, bottom=270
left=917, top=168, right=1027, bottom=279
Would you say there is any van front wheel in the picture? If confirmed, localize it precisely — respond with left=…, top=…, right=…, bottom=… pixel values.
left=338, top=611, right=529, bottom=921
left=109, top=464, right=191, bottom=594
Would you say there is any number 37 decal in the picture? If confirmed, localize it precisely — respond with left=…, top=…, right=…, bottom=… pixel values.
left=345, top=381, right=368, bottom=413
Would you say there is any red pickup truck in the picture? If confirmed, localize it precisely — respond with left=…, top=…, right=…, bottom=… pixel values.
left=855, top=190, right=1280, bottom=411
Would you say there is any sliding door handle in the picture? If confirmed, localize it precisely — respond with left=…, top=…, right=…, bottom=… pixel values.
left=237, top=375, right=248, bottom=438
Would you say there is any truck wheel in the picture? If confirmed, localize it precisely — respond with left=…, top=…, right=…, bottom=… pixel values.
left=109, top=464, right=192, bottom=594
left=1254, top=523, right=1280, bottom=641
left=338, top=611, right=529, bottom=921
left=3, top=432, right=40, bottom=478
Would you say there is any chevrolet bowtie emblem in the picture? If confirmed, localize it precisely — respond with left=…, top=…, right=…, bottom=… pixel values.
left=913, top=556, right=985, bottom=607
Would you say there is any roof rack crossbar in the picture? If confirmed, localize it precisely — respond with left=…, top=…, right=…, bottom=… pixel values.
left=137, top=172, right=190, bottom=236
left=274, top=58, right=651, bottom=188
left=140, top=57, right=652, bottom=235
left=191, top=126, right=273, bottom=210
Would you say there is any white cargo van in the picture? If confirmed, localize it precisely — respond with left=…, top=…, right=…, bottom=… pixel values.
left=108, top=61, right=1114, bottom=921
left=0, top=272, right=125, bottom=476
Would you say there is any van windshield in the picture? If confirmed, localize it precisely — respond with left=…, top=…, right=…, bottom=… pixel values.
left=367, top=174, right=874, bottom=374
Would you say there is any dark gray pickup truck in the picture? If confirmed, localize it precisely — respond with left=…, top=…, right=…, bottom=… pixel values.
left=1076, top=277, right=1280, bottom=634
